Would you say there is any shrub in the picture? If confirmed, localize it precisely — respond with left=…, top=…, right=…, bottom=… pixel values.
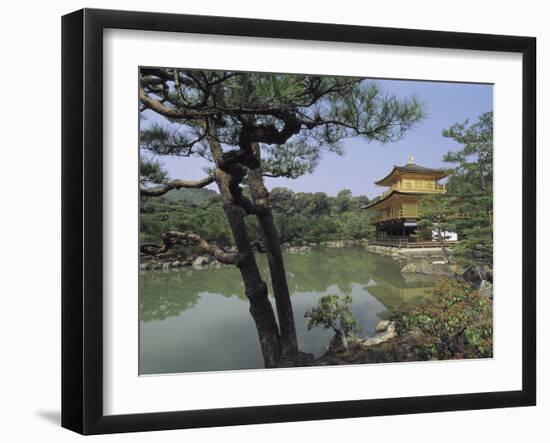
left=388, top=279, right=492, bottom=359
left=305, top=295, right=360, bottom=349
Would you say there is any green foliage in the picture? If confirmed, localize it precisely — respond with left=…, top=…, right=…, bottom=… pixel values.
left=140, top=159, right=167, bottom=185
left=140, top=122, right=208, bottom=158
left=261, top=141, right=322, bottom=179
left=451, top=224, right=493, bottom=270
left=269, top=187, right=374, bottom=245
left=163, top=187, right=217, bottom=205
left=388, top=279, right=493, bottom=359
left=334, top=212, right=374, bottom=240
left=140, top=187, right=375, bottom=252
left=418, top=194, right=457, bottom=235
left=305, top=295, right=361, bottom=346
left=443, top=112, right=493, bottom=194
left=443, top=112, right=493, bottom=270
left=140, top=190, right=232, bottom=250
left=334, top=189, right=353, bottom=213
left=417, top=193, right=459, bottom=262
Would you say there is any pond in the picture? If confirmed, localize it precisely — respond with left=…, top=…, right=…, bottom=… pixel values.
left=139, top=247, right=438, bottom=374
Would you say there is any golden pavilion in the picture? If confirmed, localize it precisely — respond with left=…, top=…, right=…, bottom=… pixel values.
left=365, top=155, right=453, bottom=245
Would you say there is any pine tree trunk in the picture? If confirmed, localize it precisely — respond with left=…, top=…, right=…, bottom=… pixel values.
left=202, top=124, right=286, bottom=368
left=247, top=163, right=299, bottom=363
left=340, top=331, right=349, bottom=350
left=213, top=169, right=282, bottom=367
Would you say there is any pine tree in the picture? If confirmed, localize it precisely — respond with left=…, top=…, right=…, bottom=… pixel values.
left=442, top=112, right=493, bottom=274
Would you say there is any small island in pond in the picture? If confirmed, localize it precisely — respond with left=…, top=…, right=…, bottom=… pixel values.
left=139, top=68, right=493, bottom=374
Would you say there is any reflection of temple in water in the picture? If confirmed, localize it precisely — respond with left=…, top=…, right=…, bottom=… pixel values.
left=367, top=278, right=434, bottom=308
left=364, top=258, right=436, bottom=308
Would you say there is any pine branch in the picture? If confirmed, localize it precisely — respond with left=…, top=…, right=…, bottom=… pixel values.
left=162, top=231, right=239, bottom=264
left=140, top=175, right=215, bottom=197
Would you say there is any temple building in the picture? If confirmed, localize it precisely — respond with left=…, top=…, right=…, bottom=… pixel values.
left=364, top=155, right=458, bottom=246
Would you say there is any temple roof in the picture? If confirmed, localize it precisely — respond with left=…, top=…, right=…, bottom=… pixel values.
left=363, top=190, right=426, bottom=211
left=374, top=161, right=447, bottom=186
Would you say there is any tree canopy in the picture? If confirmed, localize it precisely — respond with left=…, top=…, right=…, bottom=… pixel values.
left=139, top=69, right=425, bottom=188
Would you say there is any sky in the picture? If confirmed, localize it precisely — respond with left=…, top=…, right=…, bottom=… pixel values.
left=143, top=78, right=492, bottom=199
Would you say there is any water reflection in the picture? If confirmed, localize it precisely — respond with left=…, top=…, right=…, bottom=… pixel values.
left=139, top=247, right=437, bottom=374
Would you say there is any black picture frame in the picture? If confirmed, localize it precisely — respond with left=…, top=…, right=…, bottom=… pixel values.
left=61, top=8, right=536, bottom=435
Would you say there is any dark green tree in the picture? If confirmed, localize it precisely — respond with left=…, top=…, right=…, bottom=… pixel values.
left=442, top=112, right=493, bottom=273
left=334, top=189, right=353, bottom=213
left=139, top=68, right=425, bottom=367
left=443, top=112, right=493, bottom=194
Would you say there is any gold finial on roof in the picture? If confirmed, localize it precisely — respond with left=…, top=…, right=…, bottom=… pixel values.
left=407, top=154, right=415, bottom=164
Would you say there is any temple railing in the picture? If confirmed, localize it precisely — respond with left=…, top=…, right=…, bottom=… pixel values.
left=368, top=209, right=469, bottom=224
left=370, top=239, right=458, bottom=249
left=381, top=182, right=447, bottom=198
left=369, top=209, right=418, bottom=223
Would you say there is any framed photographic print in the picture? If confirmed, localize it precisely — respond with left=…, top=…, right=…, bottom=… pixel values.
left=61, top=8, right=536, bottom=435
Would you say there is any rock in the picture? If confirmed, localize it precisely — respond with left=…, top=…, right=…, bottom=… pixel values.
left=481, top=265, right=493, bottom=282
left=171, top=260, right=181, bottom=268
left=375, top=320, right=390, bottom=333
left=449, top=264, right=466, bottom=276
left=251, top=241, right=266, bottom=253
left=193, top=255, right=211, bottom=268
left=365, top=322, right=396, bottom=346
left=324, top=240, right=346, bottom=248
left=313, top=326, right=443, bottom=366
left=401, top=260, right=454, bottom=277
left=323, top=239, right=365, bottom=248
left=381, top=327, right=436, bottom=356
left=401, top=262, right=418, bottom=274
left=366, top=327, right=439, bottom=361
left=139, top=263, right=151, bottom=271
left=463, top=267, right=482, bottom=286
left=366, top=244, right=451, bottom=262
left=479, top=280, right=493, bottom=298
left=287, top=246, right=311, bottom=254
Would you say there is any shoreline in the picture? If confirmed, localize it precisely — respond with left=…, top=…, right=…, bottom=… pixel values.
left=139, top=242, right=492, bottom=298
left=139, top=239, right=369, bottom=271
